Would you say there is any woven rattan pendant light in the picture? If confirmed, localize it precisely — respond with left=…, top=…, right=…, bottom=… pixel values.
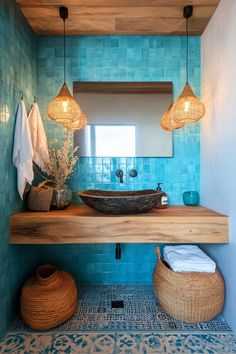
left=63, top=112, right=88, bottom=131
left=160, top=104, right=185, bottom=131
left=47, top=7, right=82, bottom=125
left=170, top=5, right=205, bottom=125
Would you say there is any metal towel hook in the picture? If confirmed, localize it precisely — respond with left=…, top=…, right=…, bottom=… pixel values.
left=34, top=96, right=37, bottom=103
left=20, top=91, right=24, bottom=100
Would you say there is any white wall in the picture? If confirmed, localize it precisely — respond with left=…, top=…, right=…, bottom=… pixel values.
left=201, top=0, right=236, bottom=332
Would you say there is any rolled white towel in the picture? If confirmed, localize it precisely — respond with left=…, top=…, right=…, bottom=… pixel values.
left=163, top=245, right=216, bottom=273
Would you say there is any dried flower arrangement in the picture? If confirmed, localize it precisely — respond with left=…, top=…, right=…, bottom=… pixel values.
left=38, top=131, right=78, bottom=186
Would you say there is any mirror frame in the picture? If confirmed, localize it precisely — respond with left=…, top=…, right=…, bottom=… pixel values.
left=73, top=81, right=173, bottom=95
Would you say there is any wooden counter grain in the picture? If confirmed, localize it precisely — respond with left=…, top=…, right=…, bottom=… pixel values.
left=10, top=205, right=229, bottom=244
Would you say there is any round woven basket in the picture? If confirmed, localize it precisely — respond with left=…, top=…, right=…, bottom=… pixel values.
left=20, top=265, right=78, bottom=330
left=153, top=247, right=225, bottom=323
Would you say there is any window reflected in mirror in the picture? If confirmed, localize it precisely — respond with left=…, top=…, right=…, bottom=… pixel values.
left=81, top=125, right=136, bottom=157
left=96, top=125, right=135, bottom=157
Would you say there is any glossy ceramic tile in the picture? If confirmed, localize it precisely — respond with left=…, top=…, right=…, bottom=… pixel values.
left=0, top=0, right=38, bottom=339
left=38, top=36, right=201, bottom=205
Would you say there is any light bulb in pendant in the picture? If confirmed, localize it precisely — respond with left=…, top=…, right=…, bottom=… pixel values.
left=184, top=101, right=190, bottom=113
left=62, top=100, right=68, bottom=113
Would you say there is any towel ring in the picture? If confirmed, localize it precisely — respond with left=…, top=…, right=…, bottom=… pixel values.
left=20, top=91, right=24, bottom=100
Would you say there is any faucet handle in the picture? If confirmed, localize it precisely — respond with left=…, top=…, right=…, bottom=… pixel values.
left=129, top=169, right=137, bottom=177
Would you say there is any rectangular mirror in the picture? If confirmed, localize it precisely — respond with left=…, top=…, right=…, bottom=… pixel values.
left=74, top=82, right=173, bottom=157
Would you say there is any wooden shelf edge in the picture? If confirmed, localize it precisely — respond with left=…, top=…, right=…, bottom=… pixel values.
left=10, top=205, right=229, bottom=245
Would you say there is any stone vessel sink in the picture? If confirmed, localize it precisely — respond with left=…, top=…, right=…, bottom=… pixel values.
left=79, top=189, right=162, bottom=214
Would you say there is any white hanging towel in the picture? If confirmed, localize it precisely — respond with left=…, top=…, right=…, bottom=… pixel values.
left=13, top=100, right=34, bottom=199
left=28, top=102, right=49, bottom=173
left=163, top=245, right=216, bottom=273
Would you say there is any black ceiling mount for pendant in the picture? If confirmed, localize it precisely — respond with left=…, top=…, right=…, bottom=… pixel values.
left=183, top=5, right=193, bottom=19
left=59, top=6, right=69, bottom=84
left=183, top=5, right=193, bottom=84
left=59, top=6, right=68, bottom=21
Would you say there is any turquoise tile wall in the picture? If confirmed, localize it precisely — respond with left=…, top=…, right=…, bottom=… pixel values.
left=36, top=35, right=201, bottom=285
left=0, top=0, right=38, bottom=339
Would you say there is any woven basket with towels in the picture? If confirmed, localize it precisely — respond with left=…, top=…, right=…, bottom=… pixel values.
left=153, top=246, right=225, bottom=323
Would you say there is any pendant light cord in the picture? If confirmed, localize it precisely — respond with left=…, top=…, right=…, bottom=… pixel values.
left=186, top=17, right=189, bottom=83
left=63, top=19, right=66, bottom=84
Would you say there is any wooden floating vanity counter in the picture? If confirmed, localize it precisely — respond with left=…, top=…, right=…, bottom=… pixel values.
left=10, top=205, right=229, bottom=245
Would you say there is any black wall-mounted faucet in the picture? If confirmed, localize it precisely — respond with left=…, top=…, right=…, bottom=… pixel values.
left=116, top=169, right=124, bottom=183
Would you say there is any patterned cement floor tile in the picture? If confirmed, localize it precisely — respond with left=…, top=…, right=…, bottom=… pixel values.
left=0, top=334, right=52, bottom=354
left=10, top=285, right=231, bottom=333
left=1, top=332, right=236, bottom=354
